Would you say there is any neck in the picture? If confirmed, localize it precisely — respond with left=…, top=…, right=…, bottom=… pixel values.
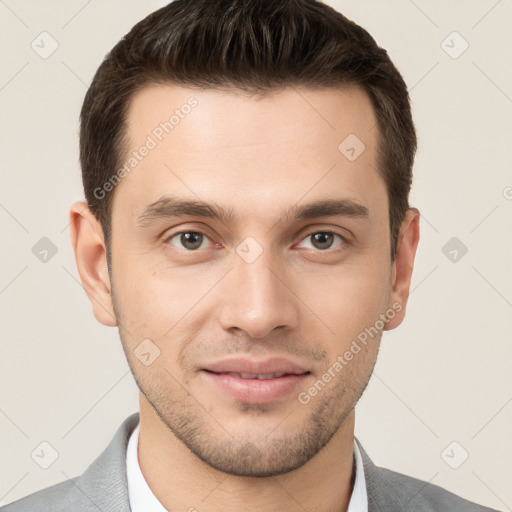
left=137, top=395, right=356, bottom=512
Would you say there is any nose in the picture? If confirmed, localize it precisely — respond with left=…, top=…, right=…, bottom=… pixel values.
left=218, top=244, right=300, bottom=340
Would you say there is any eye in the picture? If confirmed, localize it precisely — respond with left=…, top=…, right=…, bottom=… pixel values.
left=166, top=231, right=213, bottom=251
left=164, top=229, right=347, bottom=253
left=297, top=230, right=346, bottom=251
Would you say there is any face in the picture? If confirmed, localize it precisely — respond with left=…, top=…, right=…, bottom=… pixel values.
left=81, top=84, right=415, bottom=477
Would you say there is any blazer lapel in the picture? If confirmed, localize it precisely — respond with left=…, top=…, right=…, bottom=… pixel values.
left=73, top=412, right=140, bottom=512
left=355, top=437, right=409, bottom=512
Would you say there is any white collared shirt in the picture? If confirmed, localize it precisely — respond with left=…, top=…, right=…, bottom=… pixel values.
left=126, top=421, right=368, bottom=511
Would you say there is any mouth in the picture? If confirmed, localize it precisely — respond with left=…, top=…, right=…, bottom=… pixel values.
left=204, top=370, right=305, bottom=380
left=200, top=358, right=312, bottom=404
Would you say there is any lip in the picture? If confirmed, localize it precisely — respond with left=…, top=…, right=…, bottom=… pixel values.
left=202, top=357, right=309, bottom=375
left=201, top=357, right=311, bottom=404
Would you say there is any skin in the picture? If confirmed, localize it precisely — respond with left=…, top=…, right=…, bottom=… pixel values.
left=70, top=84, right=420, bottom=512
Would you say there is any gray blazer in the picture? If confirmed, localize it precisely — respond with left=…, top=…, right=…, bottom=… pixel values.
left=1, top=412, right=500, bottom=511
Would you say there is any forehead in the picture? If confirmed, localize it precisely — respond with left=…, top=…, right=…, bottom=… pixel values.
left=112, top=83, right=384, bottom=229
left=125, top=83, right=377, bottom=151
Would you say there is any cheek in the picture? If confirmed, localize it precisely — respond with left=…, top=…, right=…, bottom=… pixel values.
left=110, top=254, right=168, bottom=338
left=112, top=254, right=220, bottom=340
left=295, top=256, right=391, bottom=342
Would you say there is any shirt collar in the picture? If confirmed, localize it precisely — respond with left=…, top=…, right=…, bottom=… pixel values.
left=126, top=421, right=368, bottom=511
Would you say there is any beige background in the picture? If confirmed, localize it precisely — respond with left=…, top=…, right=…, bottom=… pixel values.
left=0, top=0, right=511, bottom=509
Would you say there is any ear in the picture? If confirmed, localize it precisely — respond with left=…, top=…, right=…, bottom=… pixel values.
left=69, top=201, right=117, bottom=327
left=384, top=207, right=420, bottom=331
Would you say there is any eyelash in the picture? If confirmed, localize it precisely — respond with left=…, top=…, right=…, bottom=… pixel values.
left=164, top=229, right=348, bottom=252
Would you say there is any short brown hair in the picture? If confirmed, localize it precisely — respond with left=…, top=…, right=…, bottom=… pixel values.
left=80, top=0, right=416, bottom=262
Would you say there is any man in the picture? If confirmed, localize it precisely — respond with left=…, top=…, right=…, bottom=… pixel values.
left=1, top=0, right=499, bottom=511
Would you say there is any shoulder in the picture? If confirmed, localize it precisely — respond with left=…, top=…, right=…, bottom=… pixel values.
left=355, top=438, right=501, bottom=512
left=0, top=412, right=139, bottom=512
left=0, top=477, right=86, bottom=512
left=374, top=465, right=500, bottom=511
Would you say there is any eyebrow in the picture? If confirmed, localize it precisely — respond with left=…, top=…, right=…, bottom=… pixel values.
left=136, top=195, right=370, bottom=228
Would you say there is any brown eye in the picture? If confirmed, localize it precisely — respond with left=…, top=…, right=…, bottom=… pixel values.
left=167, top=231, right=208, bottom=250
